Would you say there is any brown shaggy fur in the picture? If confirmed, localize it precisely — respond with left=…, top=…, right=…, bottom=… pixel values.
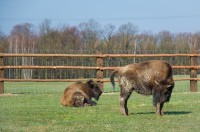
left=110, top=60, right=174, bottom=116
left=60, top=80, right=102, bottom=107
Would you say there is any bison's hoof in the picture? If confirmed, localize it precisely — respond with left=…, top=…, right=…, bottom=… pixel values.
left=120, top=111, right=128, bottom=116
left=156, top=113, right=162, bottom=116
left=156, top=110, right=165, bottom=116
left=156, top=112, right=164, bottom=116
left=84, top=103, right=91, bottom=106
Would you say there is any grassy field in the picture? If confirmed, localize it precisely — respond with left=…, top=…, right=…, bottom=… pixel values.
left=0, top=79, right=200, bottom=132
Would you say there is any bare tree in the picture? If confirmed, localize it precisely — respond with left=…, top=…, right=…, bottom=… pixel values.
left=38, top=19, right=53, bottom=53
left=117, top=23, right=138, bottom=51
left=61, top=26, right=81, bottom=51
left=188, top=33, right=198, bottom=53
left=0, top=31, right=8, bottom=52
left=157, top=31, right=175, bottom=53
left=9, top=23, right=36, bottom=79
left=78, top=19, right=103, bottom=50
left=102, top=24, right=115, bottom=52
left=174, top=33, right=190, bottom=53
left=39, top=19, right=52, bottom=35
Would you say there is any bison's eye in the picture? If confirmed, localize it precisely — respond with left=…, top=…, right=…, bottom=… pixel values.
left=164, top=92, right=169, bottom=96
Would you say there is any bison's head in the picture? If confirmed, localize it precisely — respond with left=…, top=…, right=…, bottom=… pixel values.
left=157, top=79, right=174, bottom=103
left=87, top=80, right=103, bottom=100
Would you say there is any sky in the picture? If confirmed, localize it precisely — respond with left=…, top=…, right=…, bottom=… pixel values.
left=1, top=0, right=200, bottom=35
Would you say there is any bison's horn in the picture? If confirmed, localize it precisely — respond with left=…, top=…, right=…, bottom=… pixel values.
left=154, top=80, right=159, bottom=85
left=167, top=85, right=172, bottom=88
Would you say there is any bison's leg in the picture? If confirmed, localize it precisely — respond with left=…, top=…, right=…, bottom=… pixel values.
left=120, top=86, right=132, bottom=116
left=73, top=93, right=97, bottom=107
left=73, top=94, right=85, bottom=107
left=84, top=99, right=97, bottom=106
left=160, top=103, right=164, bottom=115
left=73, top=92, right=96, bottom=107
left=153, top=89, right=165, bottom=116
left=155, top=102, right=164, bottom=116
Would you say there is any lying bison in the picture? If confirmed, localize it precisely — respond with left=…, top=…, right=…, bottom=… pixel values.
left=60, top=80, right=103, bottom=107
left=110, top=60, right=174, bottom=116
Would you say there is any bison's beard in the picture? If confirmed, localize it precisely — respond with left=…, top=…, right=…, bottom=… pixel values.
left=94, top=94, right=102, bottom=101
left=152, top=89, right=173, bottom=106
left=163, top=89, right=173, bottom=102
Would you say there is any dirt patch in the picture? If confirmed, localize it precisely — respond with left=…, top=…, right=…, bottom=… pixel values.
left=0, top=93, right=18, bottom=96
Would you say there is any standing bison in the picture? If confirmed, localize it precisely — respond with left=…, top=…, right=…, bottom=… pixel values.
left=60, top=80, right=103, bottom=107
left=110, top=60, right=174, bottom=116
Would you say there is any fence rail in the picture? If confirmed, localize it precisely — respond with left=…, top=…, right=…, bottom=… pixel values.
left=0, top=78, right=200, bottom=82
left=1, top=53, right=200, bottom=57
left=0, top=65, right=200, bottom=69
left=0, top=53, right=199, bottom=94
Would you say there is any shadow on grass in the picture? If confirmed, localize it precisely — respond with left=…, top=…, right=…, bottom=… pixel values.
left=165, top=111, right=192, bottom=115
left=130, top=111, right=191, bottom=115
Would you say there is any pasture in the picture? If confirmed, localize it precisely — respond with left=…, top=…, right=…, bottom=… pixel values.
left=0, top=79, right=200, bottom=132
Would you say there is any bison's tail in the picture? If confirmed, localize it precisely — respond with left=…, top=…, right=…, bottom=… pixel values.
left=110, top=69, right=118, bottom=91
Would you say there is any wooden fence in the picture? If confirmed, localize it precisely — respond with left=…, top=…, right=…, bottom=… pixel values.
left=0, top=53, right=200, bottom=94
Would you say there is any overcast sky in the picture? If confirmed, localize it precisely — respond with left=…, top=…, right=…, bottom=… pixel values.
left=1, top=0, right=200, bottom=35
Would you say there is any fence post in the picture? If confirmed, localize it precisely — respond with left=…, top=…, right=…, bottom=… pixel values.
left=0, top=47, right=4, bottom=94
left=96, top=52, right=104, bottom=91
left=190, top=54, right=198, bottom=92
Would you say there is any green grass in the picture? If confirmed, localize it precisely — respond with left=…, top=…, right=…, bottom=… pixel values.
left=1, top=89, right=200, bottom=131
left=0, top=78, right=200, bottom=132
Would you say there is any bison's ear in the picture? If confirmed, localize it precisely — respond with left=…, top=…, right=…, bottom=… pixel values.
left=87, top=79, right=95, bottom=89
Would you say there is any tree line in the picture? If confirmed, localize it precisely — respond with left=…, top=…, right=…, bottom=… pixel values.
left=0, top=19, right=199, bottom=79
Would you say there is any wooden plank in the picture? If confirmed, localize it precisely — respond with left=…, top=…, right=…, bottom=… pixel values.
left=1, top=53, right=200, bottom=57
left=0, top=65, right=199, bottom=69
left=1, top=78, right=200, bottom=82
